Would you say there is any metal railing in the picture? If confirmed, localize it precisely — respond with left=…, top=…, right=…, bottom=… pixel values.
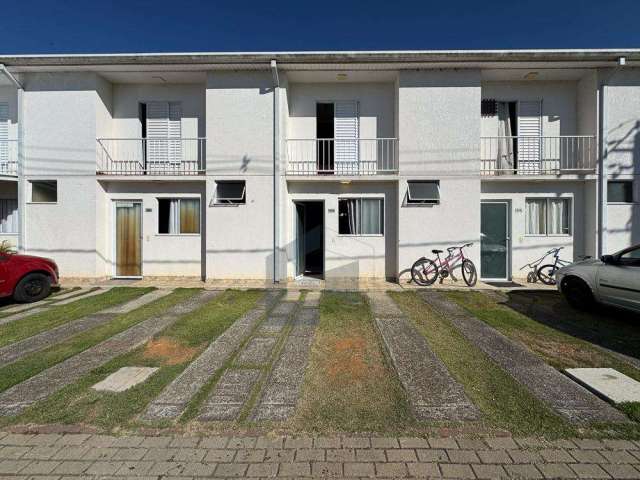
left=480, top=136, right=596, bottom=175
left=286, top=138, right=398, bottom=175
left=97, top=138, right=206, bottom=175
left=0, top=140, right=18, bottom=176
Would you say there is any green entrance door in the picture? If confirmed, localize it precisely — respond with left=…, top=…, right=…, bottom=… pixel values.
left=480, top=201, right=510, bottom=280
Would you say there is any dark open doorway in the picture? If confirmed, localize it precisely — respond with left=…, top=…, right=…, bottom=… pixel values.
left=295, top=201, right=324, bottom=278
left=316, top=103, right=334, bottom=173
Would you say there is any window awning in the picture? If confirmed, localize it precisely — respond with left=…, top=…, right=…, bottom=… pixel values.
left=407, top=181, right=439, bottom=203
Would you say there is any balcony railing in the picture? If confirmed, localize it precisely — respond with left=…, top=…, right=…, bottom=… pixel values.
left=286, top=138, right=398, bottom=176
left=481, top=136, right=596, bottom=176
left=97, top=138, right=205, bottom=175
left=0, top=140, right=18, bottom=176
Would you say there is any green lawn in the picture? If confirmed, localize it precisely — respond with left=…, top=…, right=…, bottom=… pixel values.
left=294, top=291, right=411, bottom=433
left=0, top=288, right=193, bottom=393
left=446, top=290, right=640, bottom=435
left=11, top=289, right=263, bottom=430
left=0, top=287, right=151, bottom=348
left=390, top=291, right=575, bottom=438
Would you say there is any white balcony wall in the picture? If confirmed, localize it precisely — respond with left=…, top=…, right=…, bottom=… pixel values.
left=110, top=83, right=204, bottom=140
left=481, top=81, right=579, bottom=138
left=286, top=82, right=395, bottom=140
left=577, top=72, right=598, bottom=137
left=205, top=71, right=277, bottom=279
left=21, top=72, right=103, bottom=276
left=397, top=70, right=481, bottom=280
left=398, top=70, right=481, bottom=175
left=604, top=67, right=640, bottom=252
left=206, top=71, right=274, bottom=175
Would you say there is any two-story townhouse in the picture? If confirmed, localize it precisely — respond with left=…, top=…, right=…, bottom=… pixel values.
left=0, top=50, right=638, bottom=283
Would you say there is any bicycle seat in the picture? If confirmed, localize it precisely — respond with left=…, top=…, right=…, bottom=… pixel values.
left=431, top=249, right=443, bottom=254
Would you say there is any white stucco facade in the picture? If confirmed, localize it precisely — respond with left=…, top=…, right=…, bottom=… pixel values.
left=0, top=50, right=638, bottom=282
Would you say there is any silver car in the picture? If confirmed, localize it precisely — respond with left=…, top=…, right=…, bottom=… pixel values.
left=556, top=244, right=640, bottom=313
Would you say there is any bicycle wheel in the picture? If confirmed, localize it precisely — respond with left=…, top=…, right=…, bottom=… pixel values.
left=461, top=259, right=477, bottom=287
left=537, top=264, right=559, bottom=285
left=411, top=258, right=439, bottom=286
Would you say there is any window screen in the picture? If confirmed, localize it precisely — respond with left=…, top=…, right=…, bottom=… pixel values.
left=608, top=180, right=633, bottom=203
left=30, top=181, right=57, bottom=203
left=158, top=198, right=200, bottom=234
left=215, top=181, right=246, bottom=204
left=338, top=198, right=384, bottom=235
left=407, top=181, right=440, bottom=204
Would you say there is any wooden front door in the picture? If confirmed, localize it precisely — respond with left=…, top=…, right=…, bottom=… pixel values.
left=115, top=201, right=142, bottom=277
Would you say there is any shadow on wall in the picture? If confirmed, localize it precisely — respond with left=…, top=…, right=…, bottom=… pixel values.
left=607, top=119, right=640, bottom=246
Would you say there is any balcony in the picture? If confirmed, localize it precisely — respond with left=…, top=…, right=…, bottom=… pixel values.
left=0, top=140, right=18, bottom=177
left=97, top=138, right=205, bottom=176
left=481, top=136, right=596, bottom=176
left=286, top=138, right=398, bottom=176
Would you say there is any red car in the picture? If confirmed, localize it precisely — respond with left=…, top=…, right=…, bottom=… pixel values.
left=0, top=252, right=60, bottom=303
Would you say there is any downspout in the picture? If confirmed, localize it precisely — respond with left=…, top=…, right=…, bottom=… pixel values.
left=0, top=65, right=25, bottom=253
left=271, top=60, right=280, bottom=283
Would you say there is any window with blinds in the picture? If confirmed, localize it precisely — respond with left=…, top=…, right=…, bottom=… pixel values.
left=0, top=103, right=8, bottom=166
left=145, top=101, right=182, bottom=166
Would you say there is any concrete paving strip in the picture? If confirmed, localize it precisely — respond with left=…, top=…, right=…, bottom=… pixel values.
left=198, top=369, right=261, bottom=420
left=369, top=293, right=480, bottom=422
left=303, top=290, right=321, bottom=307
left=53, top=287, right=113, bottom=306
left=0, top=289, right=174, bottom=368
left=0, top=288, right=88, bottom=315
left=421, top=291, right=628, bottom=424
left=235, top=336, right=278, bottom=365
left=0, top=289, right=219, bottom=417
left=250, top=306, right=319, bottom=421
left=0, top=288, right=112, bottom=326
left=92, top=366, right=159, bottom=392
left=142, top=290, right=282, bottom=421
left=565, top=368, right=640, bottom=404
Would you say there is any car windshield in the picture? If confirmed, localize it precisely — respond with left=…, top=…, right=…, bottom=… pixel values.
left=614, top=244, right=640, bottom=259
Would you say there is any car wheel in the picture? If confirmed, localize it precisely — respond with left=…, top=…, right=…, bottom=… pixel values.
left=561, top=277, right=594, bottom=310
left=13, top=273, right=52, bottom=303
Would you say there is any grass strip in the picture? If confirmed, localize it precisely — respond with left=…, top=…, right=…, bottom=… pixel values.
left=294, top=291, right=411, bottom=433
left=446, top=290, right=640, bottom=431
left=0, top=288, right=183, bottom=393
left=0, top=287, right=151, bottom=348
left=11, top=289, right=262, bottom=430
left=390, top=291, right=575, bottom=437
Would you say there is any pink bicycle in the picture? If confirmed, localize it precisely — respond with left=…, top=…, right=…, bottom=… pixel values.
left=411, top=243, right=477, bottom=286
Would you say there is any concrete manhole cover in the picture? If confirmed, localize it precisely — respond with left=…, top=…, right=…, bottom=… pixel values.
left=92, top=366, right=159, bottom=393
left=565, top=367, right=640, bottom=404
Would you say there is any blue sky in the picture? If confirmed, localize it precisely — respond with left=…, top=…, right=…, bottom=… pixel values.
left=1, top=0, right=639, bottom=54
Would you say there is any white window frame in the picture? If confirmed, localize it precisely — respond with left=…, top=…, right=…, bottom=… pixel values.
left=156, top=197, right=201, bottom=236
left=337, top=197, right=384, bottom=237
left=406, top=180, right=440, bottom=205
left=28, top=180, right=58, bottom=204
left=524, top=197, right=572, bottom=237
left=214, top=180, right=246, bottom=205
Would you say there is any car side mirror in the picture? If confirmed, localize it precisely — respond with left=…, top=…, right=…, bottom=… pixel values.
left=600, top=254, right=617, bottom=265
